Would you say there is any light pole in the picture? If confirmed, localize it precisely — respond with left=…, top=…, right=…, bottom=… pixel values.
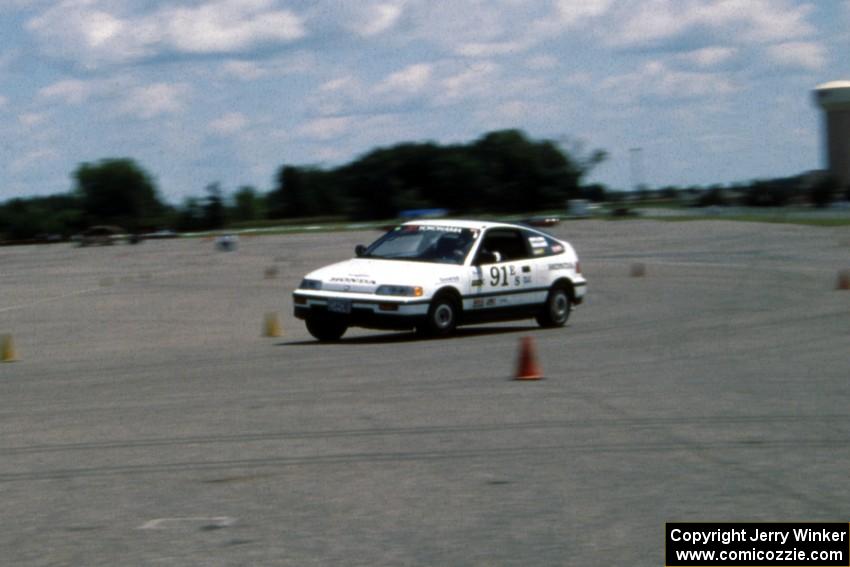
left=629, top=147, right=644, bottom=192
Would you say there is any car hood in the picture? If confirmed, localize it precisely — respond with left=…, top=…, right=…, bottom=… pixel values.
left=305, top=258, right=463, bottom=294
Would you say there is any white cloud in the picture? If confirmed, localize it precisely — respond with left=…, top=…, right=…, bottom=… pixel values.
left=0, top=95, right=8, bottom=108
left=700, top=0, right=815, bottom=43
left=353, top=2, right=404, bottom=37
left=84, top=9, right=124, bottom=48
left=320, top=77, right=357, bottom=93
left=456, top=40, right=527, bottom=58
left=375, top=63, right=432, bottom=95
left=494, top=100, right=529, bottom=120
left=438, top=62, right=500, bottom=104
left=403, top=1, right=603, bottom=58
left=404, top=1, right=538, bottom=54
left=397, top=0, right=605, bottom=59
left=164, top=0, right=304, bottom=54
left=472, top=98, right=563, bottom=131
left=11, top=148, right=60, bottom=174
left=310, top=76, right=368, bottom=116
left=680, top=46, right=737, bottom=68
left=38, top=79, right=92, bottom=104
left=18, top=112, right=48, bottom=127
left=37, top=75, right=140, bottom=109
left=526, top=54, right=559, bottom=71
left=313, top=146, right=349, bottom=162
left=299, top=114, right=410, bottom=164
left=0, top=0, right=51, bottom=12
left=218, top=52, right=315, bottom=81
left=5, top=0, right=836, bottom=201
left=118, top=83, right=190, bottom=119
left=309, top=57, right=554, bottom=127
left=312, top=63, right=435, bottom=117
left=26, top=1, right=160, bottom=67
left=209, top=112, right=249, bottom=135
left=561, top=71, right=594, bottom=88
left=601, top=0, right=816, bottom=48
left=298, top=116, right=352, bottom=140
left=39, top=76, right=201, bottom=119
left=601, top=61, right=738, bottom=103
left=26, top=0, right=306, bottom=68
left=606, top=3, right=683, bottom=47
left=221, top=60, right=267, bottom=81
left=765, top=41, right=826, bottom=71
left=555, top=0, right=613, bottom=26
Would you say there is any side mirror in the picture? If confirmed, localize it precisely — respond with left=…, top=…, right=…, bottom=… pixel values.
left=354, top=244, right=367, bottom=257
left=476, top=250, right=501, bottom=265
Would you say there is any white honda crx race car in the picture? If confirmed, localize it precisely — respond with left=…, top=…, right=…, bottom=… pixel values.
left=293, top=219, right=586, bottom=341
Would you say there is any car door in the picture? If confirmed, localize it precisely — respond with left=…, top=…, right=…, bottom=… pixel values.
left=469, top=228, right=537, bottom=313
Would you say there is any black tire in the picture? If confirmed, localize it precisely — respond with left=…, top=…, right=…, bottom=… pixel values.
left=305, top=315, right=348, bottom=341
left=536, top=285, right=571, bottom=328
left=420, top=294, right=460, bottom=337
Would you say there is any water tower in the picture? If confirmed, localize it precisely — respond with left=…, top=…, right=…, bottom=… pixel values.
left=813, top=81, right=850, bottom=188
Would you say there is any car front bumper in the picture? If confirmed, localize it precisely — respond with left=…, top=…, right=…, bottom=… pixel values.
left=293, top=291, right=430, bottom=330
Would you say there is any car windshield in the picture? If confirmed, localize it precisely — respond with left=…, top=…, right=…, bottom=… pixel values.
left=363, top=225, right=478, bottom=265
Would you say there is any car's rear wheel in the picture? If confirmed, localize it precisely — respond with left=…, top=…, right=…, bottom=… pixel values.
left=419, top=294, right=459, bottom=337
left=305, top=315, right=348, bottom=341
left=536, top=285, right=571, bottom=328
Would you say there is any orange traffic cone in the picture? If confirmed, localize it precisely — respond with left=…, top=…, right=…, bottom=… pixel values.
left=263, top=312, right=282, bottom=337
left=836, top=270, right=850, bottom=291
left=515, top=336, right=542, bottom=380
left=2, top=334, right=18, bottom=363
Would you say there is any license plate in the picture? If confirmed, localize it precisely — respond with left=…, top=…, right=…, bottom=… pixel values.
left=327, top=299, right=351, bottom=314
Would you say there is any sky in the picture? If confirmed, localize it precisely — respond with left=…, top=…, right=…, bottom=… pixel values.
left=2, top=0, right=850, bottom=204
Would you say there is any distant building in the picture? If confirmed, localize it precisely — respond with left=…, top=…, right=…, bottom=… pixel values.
left=814, top=81, right=850, bottom=189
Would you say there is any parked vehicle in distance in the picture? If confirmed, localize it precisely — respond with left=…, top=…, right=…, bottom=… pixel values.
left=142, top=229, right=179, bottom=240
left=522, top=215, right=561, bottom=227
left=77, top=225, right=124, bottom=246
left=293, top=219, right=586, bottom=341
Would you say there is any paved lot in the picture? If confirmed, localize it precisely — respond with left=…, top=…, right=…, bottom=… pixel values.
left=1, top=220, right=849, bottom=566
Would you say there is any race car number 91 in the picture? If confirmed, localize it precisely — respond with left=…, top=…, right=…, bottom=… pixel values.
left=489, top=265, right=520, bottom=287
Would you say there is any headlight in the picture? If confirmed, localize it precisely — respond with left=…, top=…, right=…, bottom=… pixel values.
left=299, top=278, right=323, bottom=290
left=376, top=285, right=423, bottom=297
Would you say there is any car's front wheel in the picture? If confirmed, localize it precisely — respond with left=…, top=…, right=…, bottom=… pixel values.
left=419, top=294, right=459, bottom=337
left=536, top=285, right=571, bottom=328
left=305, top=315, right=348, bottom=341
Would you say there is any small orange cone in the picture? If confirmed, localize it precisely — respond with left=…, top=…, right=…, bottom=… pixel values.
left=836, top=270, right=850, bottom=291
left=515, top=336, right=542, bottom=380
left=2, top=334, right=18, bottom=363
left=263, top=312, right=282, bottom=337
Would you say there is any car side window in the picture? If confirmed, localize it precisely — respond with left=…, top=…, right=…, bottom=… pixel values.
left=523, top=230, right=565, bottom=257
left=475, top=229, right=531, bottom=263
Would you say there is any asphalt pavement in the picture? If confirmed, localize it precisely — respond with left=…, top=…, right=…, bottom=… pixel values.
left=1, top=220, right=849, bottom=566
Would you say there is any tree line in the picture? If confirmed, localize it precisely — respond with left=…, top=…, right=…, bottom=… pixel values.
left=2, top=128, right=848, bottom=242
left=0, top=129, right=606, bottom=241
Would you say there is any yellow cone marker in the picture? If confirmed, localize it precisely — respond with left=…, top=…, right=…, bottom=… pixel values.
left=2, top=334, right=18, bottom=363
left=263, top=313, right=282, bottom=337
